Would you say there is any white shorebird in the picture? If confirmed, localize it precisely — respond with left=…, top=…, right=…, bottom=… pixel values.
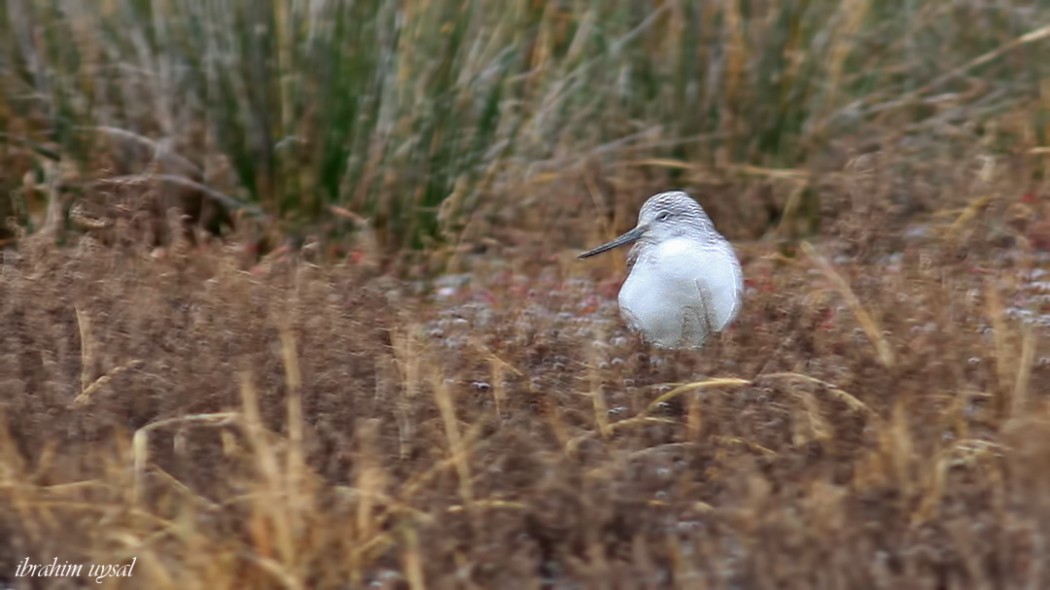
left=579, top=191, right=743, bottom=349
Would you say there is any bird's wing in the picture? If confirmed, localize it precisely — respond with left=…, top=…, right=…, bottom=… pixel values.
left=691, top=278, right=715, bottom=346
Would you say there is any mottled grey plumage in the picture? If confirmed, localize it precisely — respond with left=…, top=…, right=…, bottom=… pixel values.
left=579, top=191, right=743, bottom=349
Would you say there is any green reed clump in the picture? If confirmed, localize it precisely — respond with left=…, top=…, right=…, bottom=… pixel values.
left=1, top=0, right=1047, bottom=252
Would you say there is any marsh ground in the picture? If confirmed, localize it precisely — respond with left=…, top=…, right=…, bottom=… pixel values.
left=3, top=2, right=1050, bottom=588
left=2, top=155, right=1050, bottom=589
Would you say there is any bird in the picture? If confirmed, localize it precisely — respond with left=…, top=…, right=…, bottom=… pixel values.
left=578, top=191, right=743, bottom=349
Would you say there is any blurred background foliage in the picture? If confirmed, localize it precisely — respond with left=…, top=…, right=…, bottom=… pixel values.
left=0, top=0, right=1048, bottom=259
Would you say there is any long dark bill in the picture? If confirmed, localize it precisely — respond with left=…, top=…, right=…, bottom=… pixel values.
left=577, top=226, right=645, bottom=259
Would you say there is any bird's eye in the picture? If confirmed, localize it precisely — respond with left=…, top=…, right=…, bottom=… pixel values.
left=656, top=211, right=670, bottom=221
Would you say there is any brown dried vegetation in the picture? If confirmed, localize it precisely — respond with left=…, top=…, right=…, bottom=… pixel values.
left=2, top=150, right=1050, bottom=589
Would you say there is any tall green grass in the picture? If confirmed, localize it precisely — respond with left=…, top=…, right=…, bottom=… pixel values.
left=1, top=0, right=1048, bottom=251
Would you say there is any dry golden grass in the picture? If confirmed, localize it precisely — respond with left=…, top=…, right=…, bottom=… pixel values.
left=2, top=154, right=1049, bottom=589
left=3, top=1, right=1050, bottom=586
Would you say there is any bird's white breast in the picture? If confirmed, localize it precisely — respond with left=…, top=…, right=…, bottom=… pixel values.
left=618, top=237, right=743, bottom=348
